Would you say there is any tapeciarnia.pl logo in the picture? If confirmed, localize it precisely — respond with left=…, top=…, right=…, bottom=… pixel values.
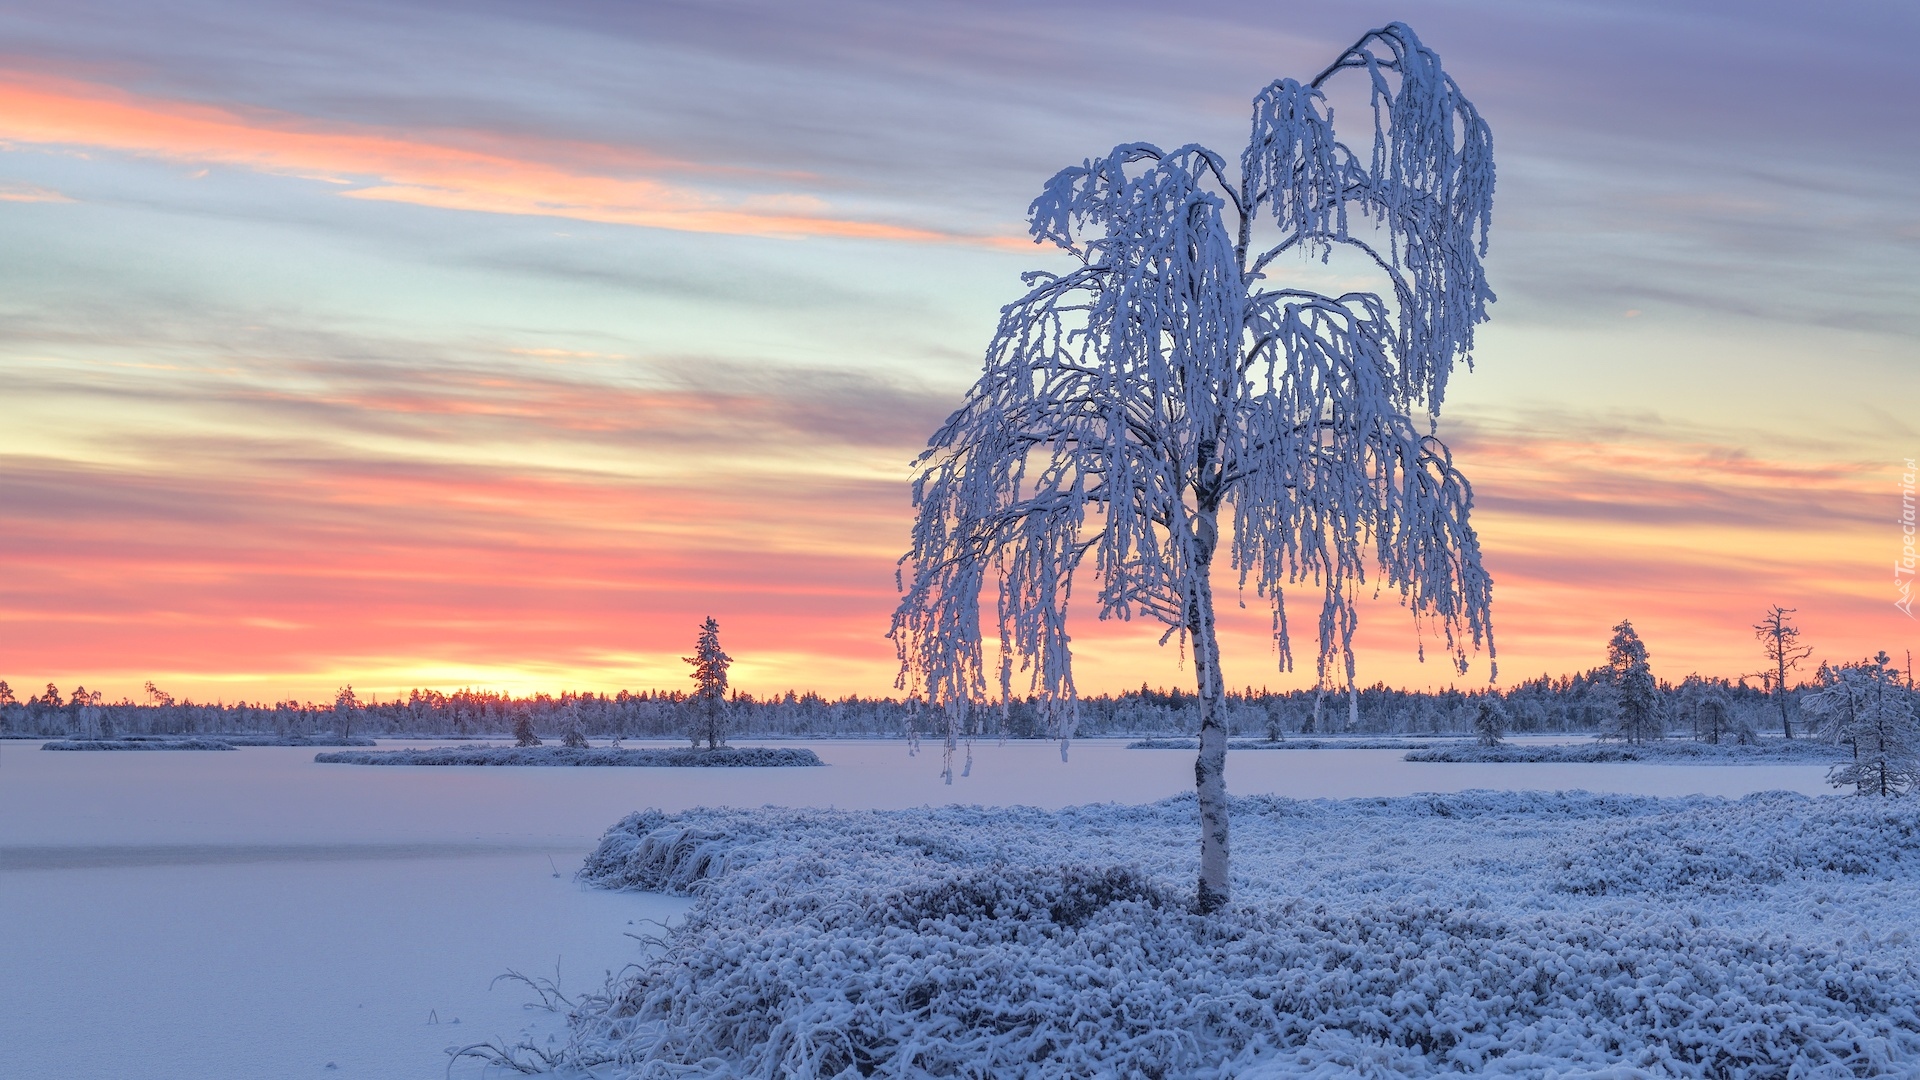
left=1899, top=457, right=1916, bottom=618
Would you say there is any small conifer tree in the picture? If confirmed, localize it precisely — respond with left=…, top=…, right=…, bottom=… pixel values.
left=685, top=617, right=733, bottom=749
left=1603, top=621, right=1659, bottom=744
left=513, top=714, right=542, bottom=747
left=1473, top=696, right=1506, bottom=746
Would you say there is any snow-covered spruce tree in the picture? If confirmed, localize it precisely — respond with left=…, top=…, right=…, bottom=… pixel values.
left=512, top=713, right=542, bottom=747
left=1601, top=620, right=1659, bottom=744
left=685, top=616, right=732, bottom=750
left=1807, top=652, right=1920, bottom=796
left=1473, top=694, right=1506, bottom=746
left=1754, top=604, right=1812, bottom=739
left=892, top=23, right=1495, bottom=912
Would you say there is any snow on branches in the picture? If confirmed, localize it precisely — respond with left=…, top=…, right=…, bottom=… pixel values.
left=892, top=23, right=1495, bottom=780
left=1807, top=651, right=1920, bottom=797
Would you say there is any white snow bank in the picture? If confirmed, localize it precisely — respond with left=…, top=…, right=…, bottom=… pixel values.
left=550, top=792, right=1920, bottom=1078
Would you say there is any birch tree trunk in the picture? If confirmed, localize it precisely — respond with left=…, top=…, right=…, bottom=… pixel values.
left=1190, top=507, right=1230, bottom=913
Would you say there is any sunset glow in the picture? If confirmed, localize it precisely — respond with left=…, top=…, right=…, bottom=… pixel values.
left=1, top=2, right=1913, bottom=703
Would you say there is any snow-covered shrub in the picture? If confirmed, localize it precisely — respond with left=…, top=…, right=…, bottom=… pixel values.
left=1554, top=795, right=1920, bottom=895
left=537, top=792, right=1920, bottom=1077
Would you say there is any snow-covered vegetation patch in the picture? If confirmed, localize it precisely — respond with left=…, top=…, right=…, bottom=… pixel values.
left=217, top=734, right=377, bottom=746
left=41, top=738, right=237, bottom=751
left=534, top=792, right=1920, bottom=1078
left=42, top=734, right=376, bottom=750
left=1129, top=737, right=1462, bottom=750
left=313, top=746, right=823, bottom=767
left=1406, top=740, right=1848, bottom=764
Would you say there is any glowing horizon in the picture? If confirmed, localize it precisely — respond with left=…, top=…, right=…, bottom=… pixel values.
left=1, top=1, right=1914, bottom=705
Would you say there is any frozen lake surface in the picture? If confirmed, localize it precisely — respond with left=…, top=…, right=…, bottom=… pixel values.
left=0, top=737, right=1839, bottom=1079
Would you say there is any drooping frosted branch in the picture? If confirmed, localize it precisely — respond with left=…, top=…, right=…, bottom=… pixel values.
left=893, top=24, right=1497, bottom=767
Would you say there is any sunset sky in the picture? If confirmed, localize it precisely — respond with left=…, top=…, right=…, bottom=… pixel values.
left=1, top=0, right=1914, bottom=703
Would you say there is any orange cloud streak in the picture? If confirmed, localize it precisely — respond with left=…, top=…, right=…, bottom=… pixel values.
left=2, top=348, right=1905, bottom=702
left=0, top=71, right=985, bottom=244
left=0, top=181, right=71, bottom=202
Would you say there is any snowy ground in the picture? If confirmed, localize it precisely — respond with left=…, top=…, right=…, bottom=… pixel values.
left=572, top=792, right=1920, bottom=1077
left=0, top=737, right=1846, bottom=1079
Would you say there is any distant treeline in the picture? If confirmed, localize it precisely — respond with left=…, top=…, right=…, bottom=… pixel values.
left=0, top=671, right=1803, bottom=742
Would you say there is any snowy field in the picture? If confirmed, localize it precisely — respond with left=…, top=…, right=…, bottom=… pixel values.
left=0, top=737, right=1851, bottom=1079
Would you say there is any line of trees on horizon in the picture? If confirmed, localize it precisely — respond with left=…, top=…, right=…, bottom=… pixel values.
left=4, top=608, right=1909, bottom=748
left=0, top=668, right=1869, bottom=744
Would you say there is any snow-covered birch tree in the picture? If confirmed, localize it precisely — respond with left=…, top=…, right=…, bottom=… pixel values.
left=892, top=22, right=1496, bottom=912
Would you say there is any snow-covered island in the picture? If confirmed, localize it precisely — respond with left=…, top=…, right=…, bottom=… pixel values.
left=1130, top=737, right=1464, bottom=751
left=460, top=790, right=1920, bottom=1076
left=1406, top=740, right=1851, bottom=765
left=41, top=734, right=378, bottom=750
left=41, top=737, right=240, bottom=751
left=313, top=745, right=824, bottom=767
